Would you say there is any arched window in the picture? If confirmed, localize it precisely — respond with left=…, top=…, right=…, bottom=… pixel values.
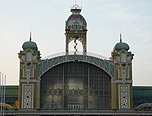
left=26, top=52, right=32, bottom=62
left=40, top=62, right=111, bottom=110
left=121, top=53, right=126, bottom=63
left=72, top=22, right=80, bottom=29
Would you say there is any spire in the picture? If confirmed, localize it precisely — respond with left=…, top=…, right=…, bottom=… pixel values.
left=30, top=32, right=32, bottom=41
left=120, top=33, right=122, bottom=43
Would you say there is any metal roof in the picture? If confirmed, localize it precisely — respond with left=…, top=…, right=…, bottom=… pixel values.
left=133, top=86, right=152, bottom=96
left=0, top=85, right=18, bottom=96
left=37, top=53, right=114, bottom=79
left=133, top=86, right=152, bottom=107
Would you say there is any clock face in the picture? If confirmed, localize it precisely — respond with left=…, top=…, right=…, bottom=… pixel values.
left=72, top=22, right=81, bottom=29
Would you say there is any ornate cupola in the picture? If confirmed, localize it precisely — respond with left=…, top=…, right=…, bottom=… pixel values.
left=18, top=33, right=41, bottom=109
left=111, top=34, right=134, bottom=110
left=113, top=34, right=130, bottom=53
left=65, top=4, right=87, bottom=54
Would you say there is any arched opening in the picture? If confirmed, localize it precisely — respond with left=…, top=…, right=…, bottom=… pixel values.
left=136, top=103, right=152, bottom=111
left=69, top=40, right=83, bottom=53
left=40, top=62, right=111, bottom=110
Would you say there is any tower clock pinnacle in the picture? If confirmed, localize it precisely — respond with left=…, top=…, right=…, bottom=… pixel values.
left=65, top=4, right=87, bottom=54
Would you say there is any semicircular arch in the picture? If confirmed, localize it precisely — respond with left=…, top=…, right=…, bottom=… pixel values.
left=38, top=55, right=114, bottom=79
left=40, top=60, right=112, bottom=109
left=68, top=37, right=86, bottom=53
left=40, top=61, right=113, bottom=79
left=0, top=103, right=13, bottom=109
left=136, top=103, right=152, bottom=110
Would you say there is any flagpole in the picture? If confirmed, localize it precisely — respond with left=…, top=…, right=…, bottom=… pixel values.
left=3, top=75, right=6, bottom=116
left=0, top=72, right=1, bottom=116
left=0, top=73, right=2, bottom=116
left=4, top=75, right=6, bottom=116
left=2, top=75, right=3, bottom=116
left=2, top=74, right=3, bottom=116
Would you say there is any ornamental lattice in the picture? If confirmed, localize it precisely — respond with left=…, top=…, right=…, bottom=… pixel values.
left=40, top=62, right=111, bottom=110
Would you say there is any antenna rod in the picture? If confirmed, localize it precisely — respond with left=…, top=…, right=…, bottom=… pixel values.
left=120, top=33, right=122, bottom=43
left=1, top=73, right=3, bottom=116
left=3, top=75, right=6, bottom=116
left=0, top=72, right=1, bottom=116
left=30, top=32, right=32, bottom=41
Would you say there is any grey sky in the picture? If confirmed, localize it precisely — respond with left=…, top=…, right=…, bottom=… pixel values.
left=0, top=0, right=152, bottom=85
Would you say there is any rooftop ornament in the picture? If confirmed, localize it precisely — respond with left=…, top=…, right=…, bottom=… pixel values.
left=71, top=4, right=82, bottom=9
left=71, top=4, right=82, bottom=13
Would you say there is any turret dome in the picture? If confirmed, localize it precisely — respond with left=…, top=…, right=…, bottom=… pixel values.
left=114, top=34, right=130, bottom=51
left=65, top=4, right=87, bottom=31
left=22, top=33, right=38, bottom=51
left=22, top=41, right=38, bottom=50
left=115, top=42, right=130, bottom=51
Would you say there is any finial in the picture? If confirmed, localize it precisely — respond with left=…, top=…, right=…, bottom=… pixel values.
left=120, top=33, right=122, bottom=43
left=71, top=0, right=82, bottom=12
left=30, top=32, right=32, bottom=41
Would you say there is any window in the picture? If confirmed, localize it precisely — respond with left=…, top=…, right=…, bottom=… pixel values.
left=26, top=52, right=32, bottom=62
left=121, top=53, right=126, bottom=63
left=40, top=62, right=111, bottom=110
left=72, top=22, right=80, bottom=29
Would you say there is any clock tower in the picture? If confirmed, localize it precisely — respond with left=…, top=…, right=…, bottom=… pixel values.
left=65, top=4, right=87, bottom=54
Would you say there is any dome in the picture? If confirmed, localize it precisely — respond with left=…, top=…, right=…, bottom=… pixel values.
left=66, top=4, right=87, bottom=27
left=114, top=42, right=130, bottom=51
left=22, top=41, right=38, bottom=51
left=114, top=34, right=130, bottom=51
left=66, top=14, right=87, bottom=26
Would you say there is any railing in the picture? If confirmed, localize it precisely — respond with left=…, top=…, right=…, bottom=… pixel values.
left=68, top=104, right=84, bottom=110
left=42, top=51, right=109, bottom=60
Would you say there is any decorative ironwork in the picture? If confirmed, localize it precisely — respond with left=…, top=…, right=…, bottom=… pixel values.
left=22, top=84, right=33, bottom=109
left=74, top=38, right=78, bottom=54
left=119, top=84, right=130, bottom=109
left=40, top=62, right=111, bottom=110
left=38, top=53, right=114, bottom=79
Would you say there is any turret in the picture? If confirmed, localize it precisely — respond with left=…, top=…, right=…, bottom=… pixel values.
left=111, top=34, right=134, bottom=110
left=18, top=33, right=41, bottom=109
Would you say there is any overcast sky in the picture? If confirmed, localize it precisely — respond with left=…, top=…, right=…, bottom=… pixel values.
left=0, top=0, right=152, bottom=85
